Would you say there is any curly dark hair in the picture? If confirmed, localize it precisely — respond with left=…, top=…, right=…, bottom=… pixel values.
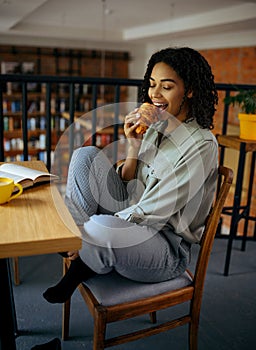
left=139, top=47, right=218, bottom=129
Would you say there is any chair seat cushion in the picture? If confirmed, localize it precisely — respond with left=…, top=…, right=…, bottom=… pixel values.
left=83, top=270, right=193, bottom=306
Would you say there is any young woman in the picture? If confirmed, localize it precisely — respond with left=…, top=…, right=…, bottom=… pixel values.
left=43, top=47, right=219, bottom=304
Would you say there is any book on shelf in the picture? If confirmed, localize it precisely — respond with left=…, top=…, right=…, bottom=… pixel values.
left=0, top=163, right=58, bottom=189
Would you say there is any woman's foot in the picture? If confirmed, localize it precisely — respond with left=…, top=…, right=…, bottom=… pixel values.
left=43, top=257, right=95, bottom=303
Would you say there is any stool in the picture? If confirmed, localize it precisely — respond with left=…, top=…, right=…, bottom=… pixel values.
left=217, top=135, right=256, bottom=276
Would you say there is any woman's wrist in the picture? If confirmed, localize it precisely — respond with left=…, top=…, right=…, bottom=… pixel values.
left=126, top=145, right=140, bottom=159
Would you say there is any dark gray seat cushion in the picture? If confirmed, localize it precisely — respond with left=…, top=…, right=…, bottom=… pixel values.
left=83, top=270, right=193, bottom=306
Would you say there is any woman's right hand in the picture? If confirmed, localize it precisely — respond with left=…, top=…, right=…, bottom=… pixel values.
left=124, top=108, right=143, bottom=148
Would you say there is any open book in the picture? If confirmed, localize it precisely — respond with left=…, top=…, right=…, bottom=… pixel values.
left=0, top=163, right=59, bottom=189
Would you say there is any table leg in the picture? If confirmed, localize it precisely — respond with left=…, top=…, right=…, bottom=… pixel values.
left=241, top=151, right=256, bottom=251
left=0, top=258, right=17, bottom=350
left=224, top=142, right=246, bottom=276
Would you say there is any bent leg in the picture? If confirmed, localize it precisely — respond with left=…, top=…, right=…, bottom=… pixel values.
left=44, top=147, right=129, bottom=304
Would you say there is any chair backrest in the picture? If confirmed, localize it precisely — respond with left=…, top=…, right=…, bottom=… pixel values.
left=192, top=165, right=233, bottom=306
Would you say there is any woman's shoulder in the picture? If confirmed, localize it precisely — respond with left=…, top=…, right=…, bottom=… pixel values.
left=164, top=119, right=216, bottom=147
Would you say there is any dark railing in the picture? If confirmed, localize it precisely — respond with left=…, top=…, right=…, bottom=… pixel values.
left=0, top=74, right=142, bottom=169
left=0, top=74, right=255, bottom=171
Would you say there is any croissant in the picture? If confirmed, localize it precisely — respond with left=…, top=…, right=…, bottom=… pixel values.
left=135, top=103, right=160, bottom=134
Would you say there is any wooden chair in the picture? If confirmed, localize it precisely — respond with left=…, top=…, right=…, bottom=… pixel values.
left=62, top=165, right=233, bottom=350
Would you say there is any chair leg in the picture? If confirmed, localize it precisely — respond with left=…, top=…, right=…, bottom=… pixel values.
left=12, top=257, right=20, bottom=286
left=62, top=298, right=71, bottom=340
left=189, top=321, right=199, bottom=350
left=149, top=311, right=157, bottom=323
left=93, top=310, right=107, bottom=350
left=62, top=258, right=71, bottom=340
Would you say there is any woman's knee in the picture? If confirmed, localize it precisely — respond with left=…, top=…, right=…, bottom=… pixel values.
left=72, top=146, right=100, bottom=163
left=68, top=146, right=100, bottom=175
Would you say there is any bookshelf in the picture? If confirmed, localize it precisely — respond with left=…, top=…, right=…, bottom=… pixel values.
left=0, top=45, right=131, bottom=164
left=2, top=90, right=67, bottom=162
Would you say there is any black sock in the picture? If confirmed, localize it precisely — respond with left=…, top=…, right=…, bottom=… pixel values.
left=31, top=337, right=61, bottom=349
left=58, top=252, right=69, bottom=258
left=43, top=257, right=95, bottom=304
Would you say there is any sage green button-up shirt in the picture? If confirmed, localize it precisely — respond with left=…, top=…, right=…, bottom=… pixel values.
left=116, top=119, right=218, bottom=244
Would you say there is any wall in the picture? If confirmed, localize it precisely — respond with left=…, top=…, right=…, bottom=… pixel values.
left=201, top=46, right=256, bottom=133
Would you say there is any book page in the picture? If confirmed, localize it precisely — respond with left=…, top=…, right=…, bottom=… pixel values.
left=0, top=169, right=25, bottom=183
left=0, top=163, right=52, bottom=181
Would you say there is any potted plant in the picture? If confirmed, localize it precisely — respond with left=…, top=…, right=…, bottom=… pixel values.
left=224, top=89, right=256, bottom=140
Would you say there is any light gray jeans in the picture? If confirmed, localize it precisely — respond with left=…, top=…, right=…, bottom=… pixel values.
left=65, top=146, right=190, bottom=283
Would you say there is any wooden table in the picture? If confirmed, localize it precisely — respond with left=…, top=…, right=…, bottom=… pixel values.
left=0, top=161, right=81, bottom=350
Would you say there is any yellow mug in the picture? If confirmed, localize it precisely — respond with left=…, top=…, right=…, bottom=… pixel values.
left=0, top=177, right=23, bottom=205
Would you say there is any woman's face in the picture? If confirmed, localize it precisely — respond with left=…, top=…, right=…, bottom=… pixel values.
left=148, top=62, right=191, bottom=122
